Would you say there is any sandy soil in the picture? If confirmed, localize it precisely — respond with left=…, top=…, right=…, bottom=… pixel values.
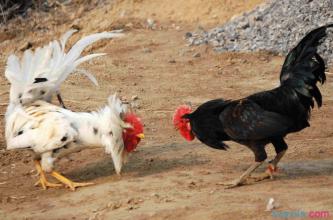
left=0, top=0, right=332, bottom=219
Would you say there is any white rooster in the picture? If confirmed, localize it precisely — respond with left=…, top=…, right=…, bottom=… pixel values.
left=4, top=30, right=144, bottom=190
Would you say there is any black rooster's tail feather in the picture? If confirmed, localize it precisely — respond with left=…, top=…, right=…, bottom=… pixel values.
left=280, top=24, right=332, bottom=107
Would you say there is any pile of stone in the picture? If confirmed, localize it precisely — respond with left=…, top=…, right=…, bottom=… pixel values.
left=187, top=0, right=333, bottom=61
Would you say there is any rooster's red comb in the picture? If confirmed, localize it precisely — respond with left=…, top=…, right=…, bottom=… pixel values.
left=173, top=105, right=192, bottom=129
left=123, top=113, right=144, bottom=152
left=124, top=113, right=143, bottom=133
left=173, top=105, right=195, bottom=141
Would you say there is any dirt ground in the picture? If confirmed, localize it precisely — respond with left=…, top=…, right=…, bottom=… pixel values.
left=0, top=0, right=332, bottom=219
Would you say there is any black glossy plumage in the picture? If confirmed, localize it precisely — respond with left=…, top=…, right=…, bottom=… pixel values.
left=184, top=99, right=231, bottom=150
left=184, top=25, right=330, bottom=161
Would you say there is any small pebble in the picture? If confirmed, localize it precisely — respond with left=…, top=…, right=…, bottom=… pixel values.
left=143, top=48, right=152, bottom=53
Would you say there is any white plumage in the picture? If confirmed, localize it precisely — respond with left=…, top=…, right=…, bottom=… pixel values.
left=3, top=30, right=145, bottom=191
left=5, top=94, right=130, bottom=174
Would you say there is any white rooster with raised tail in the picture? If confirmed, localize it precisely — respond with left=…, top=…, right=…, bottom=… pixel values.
left=4, top=30, right=145, bottom=191
left=5, top=29, right=123, bottom=118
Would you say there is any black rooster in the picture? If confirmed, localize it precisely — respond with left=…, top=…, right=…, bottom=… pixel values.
left=173, top=24, right=331, bottom=188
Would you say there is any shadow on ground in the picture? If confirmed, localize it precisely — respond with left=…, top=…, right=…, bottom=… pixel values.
left=65, top=142, right=210, bottom=181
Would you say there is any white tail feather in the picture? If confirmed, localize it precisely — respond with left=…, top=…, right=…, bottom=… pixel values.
left=60, top=29, right=78, bottom=51
left=74, top=53, right=106, bottom=67
left=5, top=30, right=124, bottom=114
left=64, top=32, right=124, bottom=67
left=76, top=69, right=99, bottom=86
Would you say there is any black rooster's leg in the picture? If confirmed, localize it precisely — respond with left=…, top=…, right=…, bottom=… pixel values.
left=57, top=93, right=66, bottom=109
left=251, top=138, right=288, bottom=182
left=270, top=150, right=286, bottom=167
left=223, top=144, right=268, bottom=188
left=250, top=150, right=287, bottom=182
left=223, top=161, right=264, bottom=189
left=269, top=138, right=288, bottom=169
left=266, top=138, right=288, bottom=178
left=266, top=150, right=287, bottom=178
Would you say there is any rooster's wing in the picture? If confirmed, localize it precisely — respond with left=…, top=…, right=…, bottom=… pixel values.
left=220, top=99, right=293, bottom=141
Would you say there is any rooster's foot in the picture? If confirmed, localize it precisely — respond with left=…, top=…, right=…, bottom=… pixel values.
left=34, top=160, right=62, bottom=190
left=51, top=171, right=94, bottom=191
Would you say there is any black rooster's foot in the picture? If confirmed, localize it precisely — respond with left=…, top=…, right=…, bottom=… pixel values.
left=248, top=172, right=272, bottom=182
left=221, top=179, right=244, bottom=189
left=249, top=164, right=277, bottom=182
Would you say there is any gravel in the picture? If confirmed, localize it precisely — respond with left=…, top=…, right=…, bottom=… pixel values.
left=187, top=0, right=333, bottom=62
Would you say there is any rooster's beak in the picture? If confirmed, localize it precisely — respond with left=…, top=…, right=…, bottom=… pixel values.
left=136, top=133, right=145, bottom=139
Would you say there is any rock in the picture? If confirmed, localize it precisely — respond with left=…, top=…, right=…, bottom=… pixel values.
left=127, top=206, right=136, bottom=210
left=193, top=52, right=201, bottom=58
left=112, top=204, right=121, bottom=210
left=107, top=201, right=122, bottom=210
left=238, top=20, right=250, bottom=29
left=186, top=0, right=333, bottom=63
left=147, top=18, right=155, bottom=29
left=120, top=10, right=126, bottom=18
left=188, top=181, right=197, bottom=188
left=143, top=48, right=152, bottom=53
left=185, top=32, right=192, bottom=39
left=19, top=42, right=32, bottom=51
left=168, top=59, right=176, bottom=63
left=125, top=22, right=134, bottom=28
left=131, top=95, right=139, bottom=101
left=127, top=198, right=135, bottom=204
left=71, top=23, right=82, bottom=31
left=151, top=193, right=160, bottom=198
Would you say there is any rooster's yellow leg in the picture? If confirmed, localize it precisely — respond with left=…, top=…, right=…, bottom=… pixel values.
left=34, top=160, right=62, bottom=189
left=51, top=171, right=94, bottom=191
